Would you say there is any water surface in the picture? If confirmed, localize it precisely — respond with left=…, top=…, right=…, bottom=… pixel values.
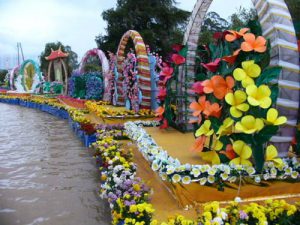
left=0, top=103, right=110, bottom=225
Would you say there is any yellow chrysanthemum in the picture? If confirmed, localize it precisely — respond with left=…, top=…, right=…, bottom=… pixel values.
left=265, top=108, right=287, bottom=126
left=233, top=60, right=261, bottom=87
left=230, top=140, right=252, bottom=166
left=246, top=84, right=272, bottom=109
left=265, top=145, right=283, bottom=165
left=200, top=140, right=223, bottom=165
left=225, top=90, right=249, bottom=118
left=195, top=120, right=214, bottom=137
left=235, top=115, right=264, bottom=134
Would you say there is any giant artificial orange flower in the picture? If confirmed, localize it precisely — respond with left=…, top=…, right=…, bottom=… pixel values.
left=203, top=102, right=222, bottom=118
left=189, top=96, right=207, bottom=117
left=225, top=28, right=249, bottom=42
left=222, top=49, right=241, bottom=65
left=241, top=33, right=267, bottom=53
left=202, top=75, right=235, bottom=100
left=190, top=136, right=207, bottom=152
left=155, top=106, right=165, bottom=117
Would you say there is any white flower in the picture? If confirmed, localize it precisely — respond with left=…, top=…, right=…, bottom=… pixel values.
left=220, top=173, right=229, bottom=181
left=263, top=173, right=269, bottom=180
left=291, top=171, right=299, bottom=179
left=200, top=177, right=207, bottom=185
left=212, top=217, right=223, bottom=224
left=234, top=197, right=242, bottom=203
left=285, top=167, right=293, bottom=175
left=160, top=173, right=167, bottom=181
left=108, top=160, right=113, bottom=165
left=254, top=176, right=261, bottom=183
left=166, top=165, right=175, bottom=175
left=191, top=168, right=201, bottom=177
left=182, top=176, right=191, bottom=185
left=200, top=165, right=209, bottom=173
left=228, top=176, right=237, bottom=183
left=220, top=211, right=228, bottom=220
left=172, top=174, right=181, bottom=183
left=151, top=161, right=160, bottom=171
left=208, top=168, right=217, bottom=176
left=185, top=164, right=191, bottom=171
left=246, top=167, right=255, bottom=175
left=208, top=175, right=215, bottom=184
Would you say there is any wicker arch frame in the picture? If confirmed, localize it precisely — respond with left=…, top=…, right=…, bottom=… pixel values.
left=78, top=48, right=109, bottom=75
left=19, top=59, right=43, bottom=91
left=47, top=58, right=68, bottom=94
left=116, top=30, right=151, bottom=109
left=178, top=0, right=300, bottom=152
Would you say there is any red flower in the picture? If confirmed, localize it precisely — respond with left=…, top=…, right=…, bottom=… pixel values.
left=220, top=144, right=236, bottom=160
left=171, top=54, right=186, bottom=65
left=160, top=118, right=169, bottom=129
left=172, top=43, right=184, bottom=52
left=191, top=81, right=204, bottom=95
left=201, top=58, right=221, bottom=72
left=222, top=49, right=241, bottom=65
left=160, top=66, right=174, bottom=83
left=157, top=88, right=167, bottom=100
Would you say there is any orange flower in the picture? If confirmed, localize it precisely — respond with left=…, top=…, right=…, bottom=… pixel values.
left=222, top=49, right=241, bottom=65
left=189, top=96, right=207, bottom=117
left=155, top=106, right=165, bottom=117
left=203, top=102, right=222, bottom=118
left=225, top=28, right=249, bottom=42
left=202, top=75, right=235, bottom=99
left=220, top=144, right=236, bottom=160
left=190, top=136, right=207, bottom=152
left=241, top=33, right=267, bottom=53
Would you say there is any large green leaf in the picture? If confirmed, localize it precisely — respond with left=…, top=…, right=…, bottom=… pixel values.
left=256, top=66, right=282, bottom=86
left=210, top=117, right=222, bottom=133
left=252, top=144, right=265, bottom=173
left=254, top=125, right=279, bottom=145
left=179, top=45, right=188, bottom=57
left=270, top=84, right=279, bottom=103
left=248, top=19, right=262, bottom=36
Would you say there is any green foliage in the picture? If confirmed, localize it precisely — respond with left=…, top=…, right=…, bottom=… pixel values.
left=95, top=0, right=190, bottom=56
left=39, top=42, right=78, bottom=79
left=0, top=69, right=8, bottom=84
left=256, top=67, right=281, bottom=86
left=228, top=7, right=257, bottom=30
left=285, top=0, right=300, bottom=39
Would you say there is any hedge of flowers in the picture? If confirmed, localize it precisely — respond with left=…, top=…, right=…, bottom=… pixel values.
left=85, top=100, right=154, bottom=119
left=125, top=121, right=300, bottom=191
left=93, top=121, right=158, bottom=225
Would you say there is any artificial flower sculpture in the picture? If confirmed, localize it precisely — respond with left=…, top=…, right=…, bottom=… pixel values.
left=190, top=24, right=286, bottom=172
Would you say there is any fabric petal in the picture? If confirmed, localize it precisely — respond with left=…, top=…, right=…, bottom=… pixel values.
left=233, top=68, right=246, bottom=81
left=259, top=97, right=272, bottom=109
left=230, top=157, right=241, bottom=166
left=266, top=145, right=278, bottom=161
left=247, top=64, right=261, bottom=78
left=225, top=93, right=235, bottom=105
left=241, top=42, right=253, bottom=52
left=230, top=107, right=242, bottom=118
left=240, top=144, right=252, bottom=159
left=234, top=90, right=247, bottom=104
left=274, top=116, right=287, bottom=126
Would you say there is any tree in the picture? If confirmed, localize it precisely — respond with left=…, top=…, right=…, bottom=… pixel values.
left=0, top=69, right=8, bottom=85
left=39, top=42, right=79, bottom=78
left=285, top=0, right=300, bottom=39
left=95, top=0, right=190, bottom=56
left=228, top=6, right=257, bottom=30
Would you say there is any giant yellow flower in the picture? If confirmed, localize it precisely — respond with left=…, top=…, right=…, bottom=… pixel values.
left=265, top=145, right=283, bottom=165
left=235, top=115, right=264, bottom=134
left=195, top=120, right=214, bottom=137
left=265, top=108, right=287, bottom=126
left=230, top=140, right=252, bottom=166
left=217, top=117, right=234, bottom=136
left=200, top=139, right=223, bottom=165
left=225, top=90, right=249, bottom=118
left=233, top=60, right=261, bottom=87
left=246, top=84, right=272, bottom=109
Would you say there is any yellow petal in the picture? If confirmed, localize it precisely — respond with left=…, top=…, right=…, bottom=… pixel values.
left=200, top=151, right=220, bottom=165
left=230, top=157, right=241, bottom=166
left=233, top=140, right=244, bottom=155
left=272, top=158, right=283, bottom=166
left=258, top=85, right=271, bottom=97
left=246, top=84, right=257, bottom=97
left=234, top=90, right=247, bottom=104
left=255, top=118, right=264, bottom=131
left=240, top=144, right=252, bottom=159
left=247, top=96, right=260, bottom=106
left=225, top=93, right=235, bottom=105
left=233, top=68, right=246, bottom=81
left=240, top=159, right=253, bottom=166
left=259, top=97, right=272, bottom=109
left=274, top=116, right=287, bottom=126
left=242, top=115, right=256, bottom=129
left=241, top=76, right=254, bottom=88
left=195, top=127, right=205, bottom=137
left=246, top=64, right=261, bottom=78
left=235, top=122, right=244, bottom=132
left=215, top=140, right=224, bottom=151
left=242, top=60, right=254, bottom=70
left=267, top=108, right=278, bottom=123
left=236, top=103, right=249, bottom=112
left=230, top=107, right=242, bottom=117
left=266, top=145, right=278, bottom=161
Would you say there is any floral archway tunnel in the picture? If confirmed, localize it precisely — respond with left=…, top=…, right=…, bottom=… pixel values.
left=116, top=30, right=152, bottom=109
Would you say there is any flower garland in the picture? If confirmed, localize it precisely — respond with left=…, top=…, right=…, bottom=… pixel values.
left=125, top=121, right=300, bottom=190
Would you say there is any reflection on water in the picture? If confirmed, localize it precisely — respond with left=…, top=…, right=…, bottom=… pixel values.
left=0, top=104, right=110, bottom=225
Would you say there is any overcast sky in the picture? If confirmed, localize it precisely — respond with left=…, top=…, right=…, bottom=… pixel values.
left=0, top=0, right=253, bottom=69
